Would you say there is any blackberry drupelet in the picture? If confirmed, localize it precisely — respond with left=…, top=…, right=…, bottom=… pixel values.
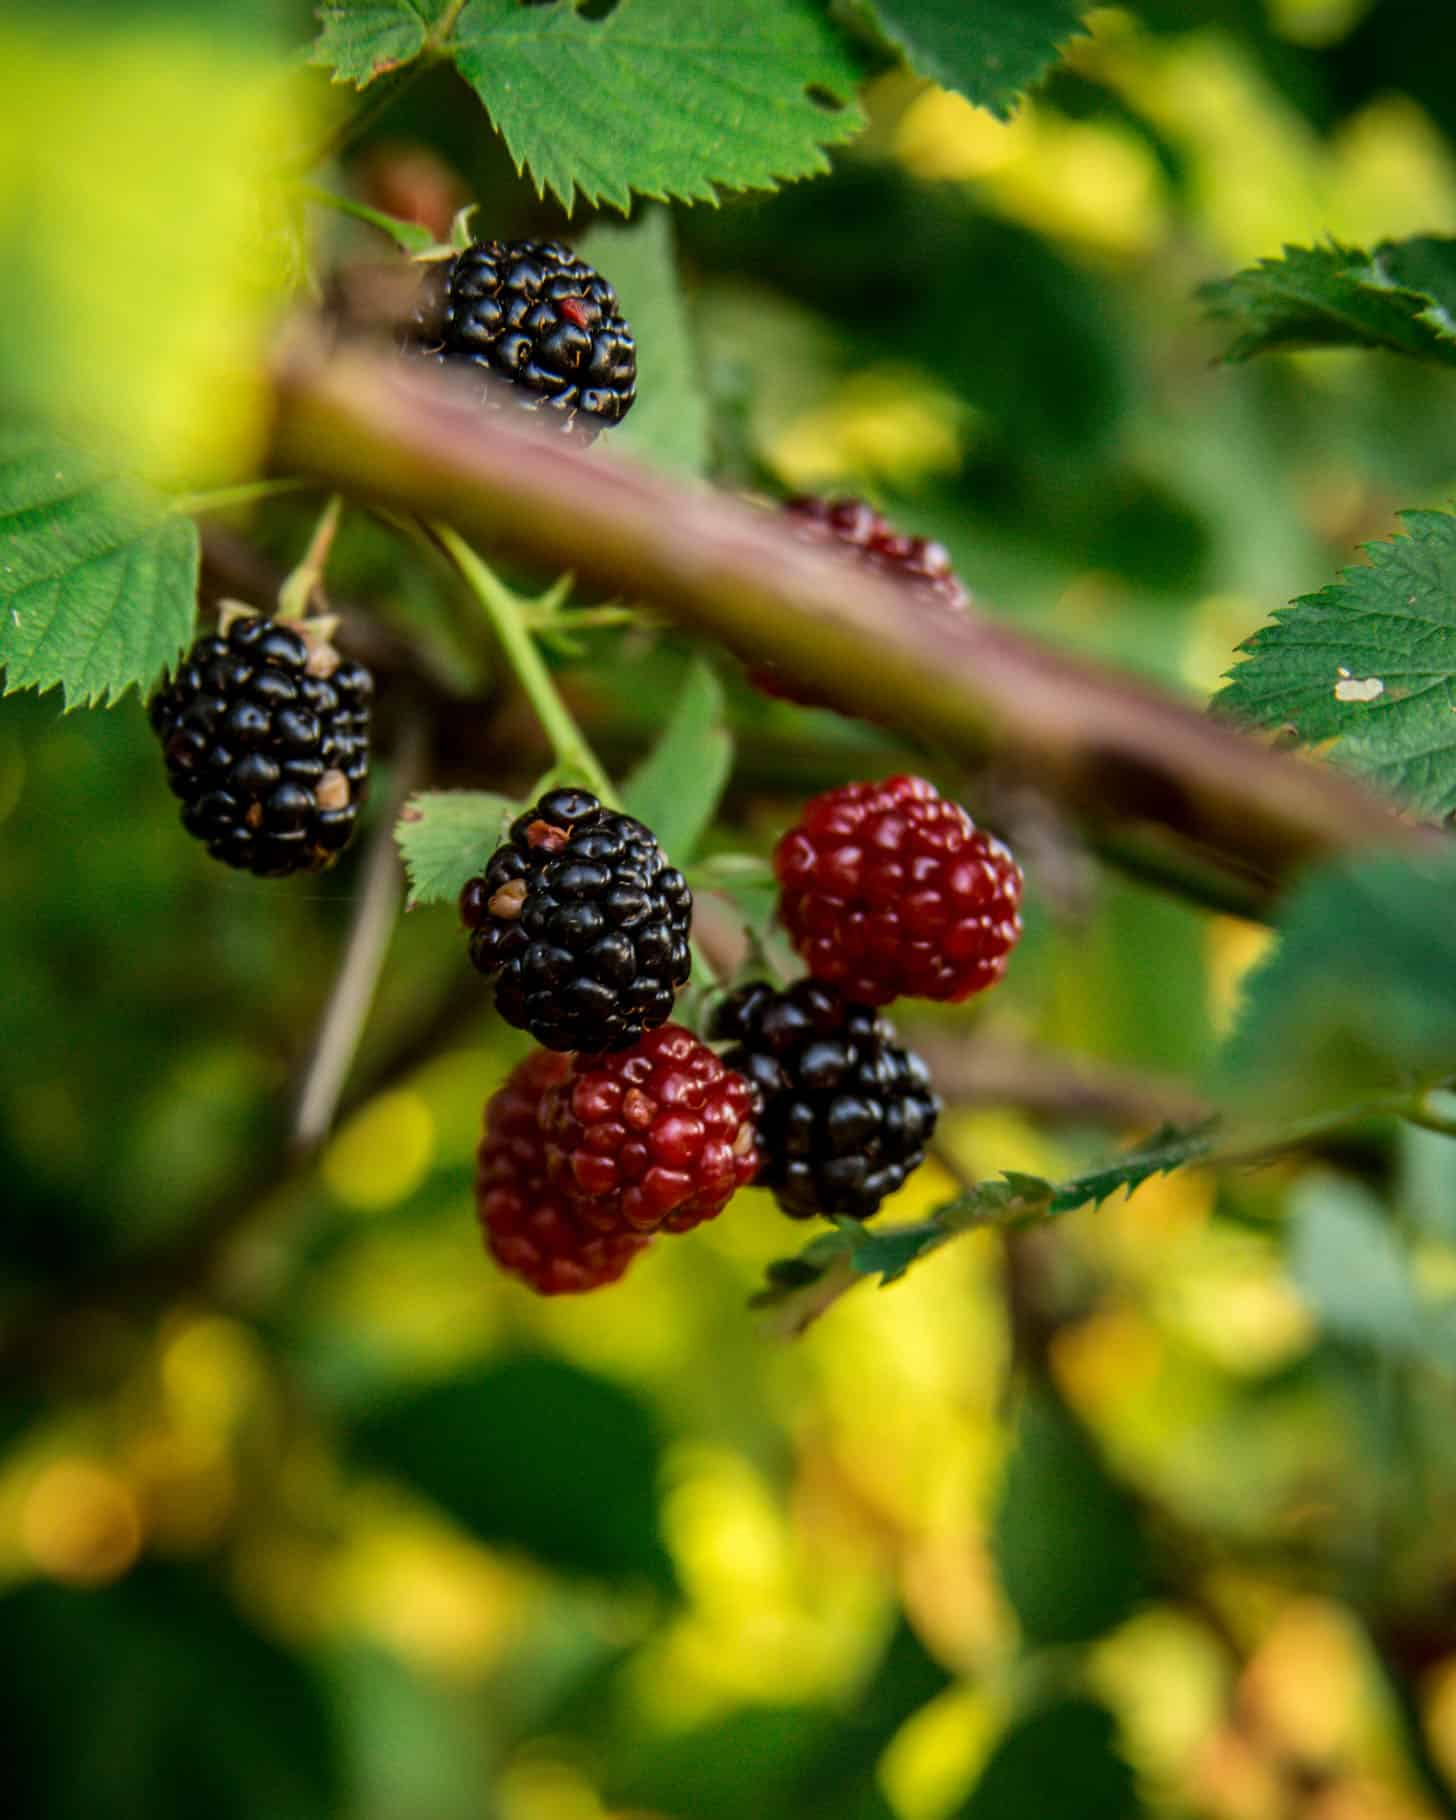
left=410, top=238, right=636, bottom=439
left=460, top=787, right=692, bottom=1054
left=775, top=774, right=1022, bottom=1006
left=149, top=611, right=372, bottom=877
left=712, top=979, right=940, bottom=1222
left=541, top=1023, right=760, bottom=1234
left=477, top=1050, right=651, bottom=1294
left=750, top=497, right=968, bottom=706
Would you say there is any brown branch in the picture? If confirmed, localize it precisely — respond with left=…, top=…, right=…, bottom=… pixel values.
left=904, top=1030, right=1209, bottom=1129
left=270, top=338, right=1433, bottom=913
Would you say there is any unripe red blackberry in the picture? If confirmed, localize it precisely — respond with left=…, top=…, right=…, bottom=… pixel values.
left=476, top=1050, right=651, bottom=1294
left=775, top=774, right=1022, bottom=1006
left=148, top=611, right=372, bottom=877
left=460, top=788, right=693, bottom=1055
left=409, top=238, right=636, bottom=440
left=541, top=1023, right=760, bottom=1234
left=711, top=980, right=939, bottom=1222
left=751, top=497, right=968, bottom=706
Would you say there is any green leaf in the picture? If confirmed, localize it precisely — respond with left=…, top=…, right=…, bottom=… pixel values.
left=311, top=0, right=444, bottom=86
left=622, top=657, right=732, bottom=865
left=1289, top=1175, right=1422, bottom=1355
left=450, top=0, right=865, bottom=213
left=1218, top=852, right=1456, bottom=1124
left=1201, top=239, right=1456, bottom=367
left=395, top=789, right=515, bottom=909
left=1215, top=511, right=1456, bottom=820
left=953, top=1698, right=1140, bottom=1820
left=752, top=1121, right=1216, bottom=1316
left=0, top=431, right=198, bottom=707
left=861, top=0, right=1092, bottom=120
left=577, top=209, right=709, bottom=476
left=351, top=1354, right=676, bottom=1589
left=0, top=1566, right=340, bottom=1820
left=993, top=1384, right=1149, bottom=1647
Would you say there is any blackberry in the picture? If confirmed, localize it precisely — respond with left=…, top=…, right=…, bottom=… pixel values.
left=460, top=787, right=692, bottom=1054
left=751, top=497, right=968, bottom=706
left=711, top=979, right=939, bottom=1222
left=541, top=1024, right=760, bottom=1234
left=775, top=774, right=1022, bottom=1005
left=410, top=238, right=636, bottom=439
left=477, top=1050, right=650, bottom=1294
left=149, top=611, right=373, bottom=877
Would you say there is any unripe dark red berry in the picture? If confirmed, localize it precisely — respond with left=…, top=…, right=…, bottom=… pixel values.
left=541, top=1023, right=760, bottom=1234
left=774, top=774, right=1022, bottom=1006
left=476, top=1050, right=651, bottom=1294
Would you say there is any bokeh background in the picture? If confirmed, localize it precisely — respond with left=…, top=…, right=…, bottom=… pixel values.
left=7, top=3, right=1456, bottom=1817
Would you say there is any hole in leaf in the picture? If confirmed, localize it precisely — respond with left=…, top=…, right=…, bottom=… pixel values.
left=577, top=0, right=621, bottom=17
left=805, top=84, right=845, bottom=112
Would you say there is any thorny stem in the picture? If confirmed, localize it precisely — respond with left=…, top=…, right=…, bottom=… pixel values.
left=277, top=493, right=344, bottom=621
left=435, top=521, right=616, bottom=802
left=170, top=477, right=315, bottom=517
left=272, top=344, right=1435, bottom=915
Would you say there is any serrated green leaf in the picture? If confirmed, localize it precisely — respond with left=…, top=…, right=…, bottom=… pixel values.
left=577, top=209, right=709, bottom=476
left=350, top=1355, right=676, bottom=1589
left=311, top=0, right=443, bottom=86
left=993, top=1384, right=1149, bottom=1646
left=1216, top=511, right=1456, bottom=820
left=753, top=1120, right=1216, bottom=1316
left=0, top=431, right=198, bottom=708
left=622, top=657, right=732, bottom=865
left=1289, top=1175, right=1422, bottom=1354
left=1201, top=239, right=1456, bottom=368
left=395, top=789, right=516, bottom=908
left=862, top=0, right=1091, bottom=120
left=451, top=0, right=865, bottom=213
left=1217, top=852, right=1456, bottom=1124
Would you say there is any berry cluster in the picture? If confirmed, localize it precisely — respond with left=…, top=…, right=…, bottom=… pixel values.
left=150, top=612, right=373, bottom=877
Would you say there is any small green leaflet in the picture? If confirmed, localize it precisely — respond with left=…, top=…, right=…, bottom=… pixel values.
left=395, top=790, right=516, bottom=909
left=1217, top=851, right=1456, bottom=1125
left=0, top=431, right=198, bottom=708
left=1216, top=511, right=1456, bottom=820
left=622, top=657, right=732, bottom=865
left=577, top=210, right=709, bottom=476
left=1201, top=238, right=1456, bottom=367
left=311, top=0, right=446, bottom=86
left=753, top=1119, right=1215, bottom=1319
left=861, top=0, right=1091, bottom=121
left=1288, top=1176, right=1423, bottom=1357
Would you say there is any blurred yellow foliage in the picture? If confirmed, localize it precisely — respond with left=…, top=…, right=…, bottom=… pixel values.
left=323, top=1087, right=436, bottom=1212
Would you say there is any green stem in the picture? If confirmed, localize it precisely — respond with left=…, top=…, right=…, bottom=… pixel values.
left=170, top=477, right=314, bottom=517
left=297, top=182, right=434, bottom=255
left=434, top=522, right=615, bottom=802
left=278, top=494, right=344, bottom=621
left=519, top=604, right=647, bottom=633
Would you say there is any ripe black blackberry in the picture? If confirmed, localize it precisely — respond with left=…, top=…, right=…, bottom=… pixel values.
left=711, top=979, right=940, bottom=1221
left=149, top=611, right=372, bottom=877
left=460, top=787, right=692, bottom=1054
left=410, top=238, right=636, bottom=439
